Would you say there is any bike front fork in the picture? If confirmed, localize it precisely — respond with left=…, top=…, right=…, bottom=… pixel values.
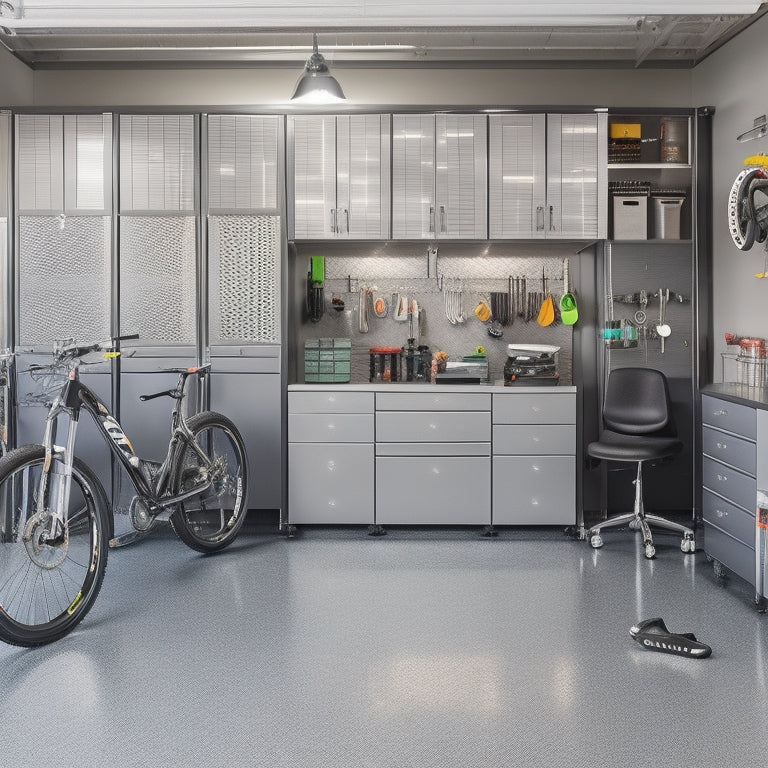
left=39, top=409, right=80, bottom=537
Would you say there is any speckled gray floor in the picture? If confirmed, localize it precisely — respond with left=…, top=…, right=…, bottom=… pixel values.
left=1, top=521, right=766, bottom=767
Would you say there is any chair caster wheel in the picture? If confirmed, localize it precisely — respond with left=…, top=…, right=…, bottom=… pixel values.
left=681, top=537, right=695, bottom=553
left=590, top=533, right=603, bottom=549
left=644, top=543, right=656, bottom=559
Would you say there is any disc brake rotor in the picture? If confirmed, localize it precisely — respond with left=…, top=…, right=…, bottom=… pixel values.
left=23, top=511, right=69, bottom=569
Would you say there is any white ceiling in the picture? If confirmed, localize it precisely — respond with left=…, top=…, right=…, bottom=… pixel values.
left=0, top=0, right=766, bottom=69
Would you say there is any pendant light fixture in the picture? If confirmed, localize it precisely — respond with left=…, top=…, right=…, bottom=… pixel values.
left=290, top=33, right=346, bottom=103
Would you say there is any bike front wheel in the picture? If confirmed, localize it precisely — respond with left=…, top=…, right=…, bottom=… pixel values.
left=169, top=411, right=248, bottom=553
left=0, top=444, right=110, bottom=647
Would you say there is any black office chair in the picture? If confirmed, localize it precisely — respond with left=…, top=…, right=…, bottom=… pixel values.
left=587, top=367, right=695, bottom=559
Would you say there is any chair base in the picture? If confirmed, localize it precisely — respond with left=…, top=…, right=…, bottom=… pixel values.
left=588, top=461, right=695, bottom=559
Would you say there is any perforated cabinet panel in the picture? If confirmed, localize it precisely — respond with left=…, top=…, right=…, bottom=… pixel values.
left=18, top=216, right=111, bottom=345
left=208, top=215, right=281, bottom=345
left=119, top=114, right=195, bottom=212
left=207, top=115, right=280, bottom=212
left=119, top=216, right=197, bottom=344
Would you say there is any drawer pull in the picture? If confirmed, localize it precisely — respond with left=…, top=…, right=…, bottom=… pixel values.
left=716, top=474, right=728, bottom=482
left=716, top=442, right=727, bottom=450
left=327, top=422, right=336, bottom=430
left=328, top=395, right=336, bottom=403
left=532, top=436, right=541, bottom=443
left=429, top=423, right=437, bottom=430
left=713, top=409, right=727, bottom=416
left=715, top=509, right=728, bottom=518
left=532, top=464, right=540, bottom=472
left=327, top=460, right=336, bottom=471
left=531, top=406, right=542, bottom=413
left=327, top=498, right=336, bottom=507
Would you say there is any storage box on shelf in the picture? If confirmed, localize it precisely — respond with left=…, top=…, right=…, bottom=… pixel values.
left=701, top=393, right=757, bottom=585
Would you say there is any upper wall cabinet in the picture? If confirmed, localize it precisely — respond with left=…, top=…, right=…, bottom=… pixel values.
left=289, top=114, right=391, bottom=239
left=489, top=113, right=607, bottom=240
left=207, top=114, right=281, bottom=213
left=392, top=113, right=487, bottom=240
left=16, top=114, right=113, bottom=215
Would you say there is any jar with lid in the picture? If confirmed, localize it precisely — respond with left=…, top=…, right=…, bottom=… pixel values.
left=738, top=337, right=765, bottom=387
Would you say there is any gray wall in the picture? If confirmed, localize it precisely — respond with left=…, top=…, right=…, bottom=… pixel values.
left=31, top=66, right=694, bottom=108
left=693, top=13, right=768, bottom=382
left=0, top=47, right=33, bottom=106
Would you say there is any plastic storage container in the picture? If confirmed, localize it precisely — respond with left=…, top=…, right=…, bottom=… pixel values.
left=651, top=195, right=685, bottom=239
left=613, top=195, right=647, bottom=239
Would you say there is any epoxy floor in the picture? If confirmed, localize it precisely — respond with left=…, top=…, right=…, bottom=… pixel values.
left=1, top=520, right=767, bottom=767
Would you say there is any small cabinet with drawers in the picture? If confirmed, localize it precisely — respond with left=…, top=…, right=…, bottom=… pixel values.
left=491, top=391, right=577, bottom=525
left=701, top=393, right=757, bottom=585
left=375, top=391, right=491, bottom=525
left=288, top=390, right=375, bottom=525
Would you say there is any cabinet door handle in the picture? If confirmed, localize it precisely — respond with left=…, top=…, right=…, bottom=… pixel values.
left=536, top=205, right=545, bottom=231
left=344, top=208, right=349, bottom=233
left=331, top=208, right=337, bottom=233
left=429, top=205, right=435, bottom=233
left=549, top=204, right=555, bottom=232
left=440, top=205, right=446, bottom=233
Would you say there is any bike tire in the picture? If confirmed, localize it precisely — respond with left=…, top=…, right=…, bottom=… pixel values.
left=169, top=411, right=248, bottom=554
left=0, top=444, right=110, bottom=647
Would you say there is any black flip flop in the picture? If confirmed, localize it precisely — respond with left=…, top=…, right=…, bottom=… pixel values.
left=630, top=617, right=712, bottom=659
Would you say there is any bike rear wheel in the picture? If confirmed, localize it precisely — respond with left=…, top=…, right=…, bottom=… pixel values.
left=169, top=411, right=248, bottom=553
left=0, top=444, right=110, bottom=647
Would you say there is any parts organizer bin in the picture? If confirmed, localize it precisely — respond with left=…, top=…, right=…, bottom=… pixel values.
left=304, top=338, right=351, bottom=383
left=610, top=180, right=650, bottom=240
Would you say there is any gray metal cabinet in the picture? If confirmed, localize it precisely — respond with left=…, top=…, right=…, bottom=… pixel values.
left=288, top=390, right=375, bottom=524
left=491, top=391, right=576, bottom=525
left=289, top=114, right=391, bottom=239
left=701, top=393, right=757, bottom=585
left=392, top=113, right=487, bottom=240
left=375, top=390, right=491, bottom=525
left=488, top=113, right=607, bottom=240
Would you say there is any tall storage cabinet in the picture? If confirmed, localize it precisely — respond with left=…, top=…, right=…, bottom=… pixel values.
left=489, top=113, right=607, bottom=239
left=392, top=113, right=487, bottom=239
left=289, top=113, right=390, bottom=239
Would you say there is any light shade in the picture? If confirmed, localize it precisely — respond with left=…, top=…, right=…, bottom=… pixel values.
left=290, top=33, right=346, bottom=103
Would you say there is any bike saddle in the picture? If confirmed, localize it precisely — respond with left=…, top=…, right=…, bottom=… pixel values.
left=630, top=617, right=712, bottom=659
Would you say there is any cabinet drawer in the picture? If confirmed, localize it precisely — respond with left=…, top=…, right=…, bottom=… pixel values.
left=376, top=456, right=490, bottom=525
left=288, top=443, right=374, bottom=524
left=702, top=456, right=757, bottom=512
left=493, top=393, right=576, bottom=425
left=493, top=424, right=576, bottom=456
left=704, top=521, right=755, bottom=586
left=289, top=413, right=374, bottom=443
left=701, top=395, right=756, bottom=439
left=376, top=391, right=491, bottom=412
left=702, top=426, right=755, bottom=476
left=703, top=489, right=755, bottom=548
left=289, top=390, right=374, bottom=414
left=376, top=411, right=491, bottom=443
left=492, top=456, right=575, bottom=525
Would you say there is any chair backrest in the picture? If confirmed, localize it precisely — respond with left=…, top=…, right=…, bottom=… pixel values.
left=603, top=367, right=674, bottom=435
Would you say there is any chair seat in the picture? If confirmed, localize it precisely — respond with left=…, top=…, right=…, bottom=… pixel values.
left=587, top=429, right=683, bottom=462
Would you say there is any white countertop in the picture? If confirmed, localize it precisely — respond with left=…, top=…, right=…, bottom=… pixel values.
left=289, top=382, right=577, bottom=393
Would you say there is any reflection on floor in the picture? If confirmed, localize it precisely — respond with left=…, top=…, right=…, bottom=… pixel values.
left=1, top=521, right=766, bottom=767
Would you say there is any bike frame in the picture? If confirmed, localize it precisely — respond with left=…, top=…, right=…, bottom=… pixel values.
left=39, top=362, right=214, bottom=527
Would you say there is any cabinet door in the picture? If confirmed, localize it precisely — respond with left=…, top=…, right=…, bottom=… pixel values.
left=291, top=115, right=337, bottom=238
left=289, top=443, right=374, bottom=524
left=336, top=114, right=391, bottom=239
left=546, top=113, right=607, bottom=239
left=489, top=114, right=546, bottom=238
left=392, top=114, right=435, bottom=239
left=435, top=114, right=487, bottom=239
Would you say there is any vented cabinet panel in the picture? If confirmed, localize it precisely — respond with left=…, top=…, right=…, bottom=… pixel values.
left=208, top=215, right=281, bottom=345
left=547, top=113, right=606, bottom=239
left=63, top=114, right=112, bottom=212
left=392, top=114, right=435, bottom=239
left=16, top=115, right=65, bottom=212
left=119, top=114, right=195, bottom=212
left=435, top=114, right=487, bottom=239
left=489, top=114, right=546, bottom=238
left=18, top=216, right=111, bottom=346
left=291, top=115, right=337, bottom=238
left=0, top=111, right=9, bottom=214
left=207, top=115, right=280, bottom=212
left=336, top=114, right=391, bottom=239
left=119, top=216, right=197, bottom=344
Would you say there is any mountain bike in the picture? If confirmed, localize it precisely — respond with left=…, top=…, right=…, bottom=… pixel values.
left=0, top=337, right=248, bottom=647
